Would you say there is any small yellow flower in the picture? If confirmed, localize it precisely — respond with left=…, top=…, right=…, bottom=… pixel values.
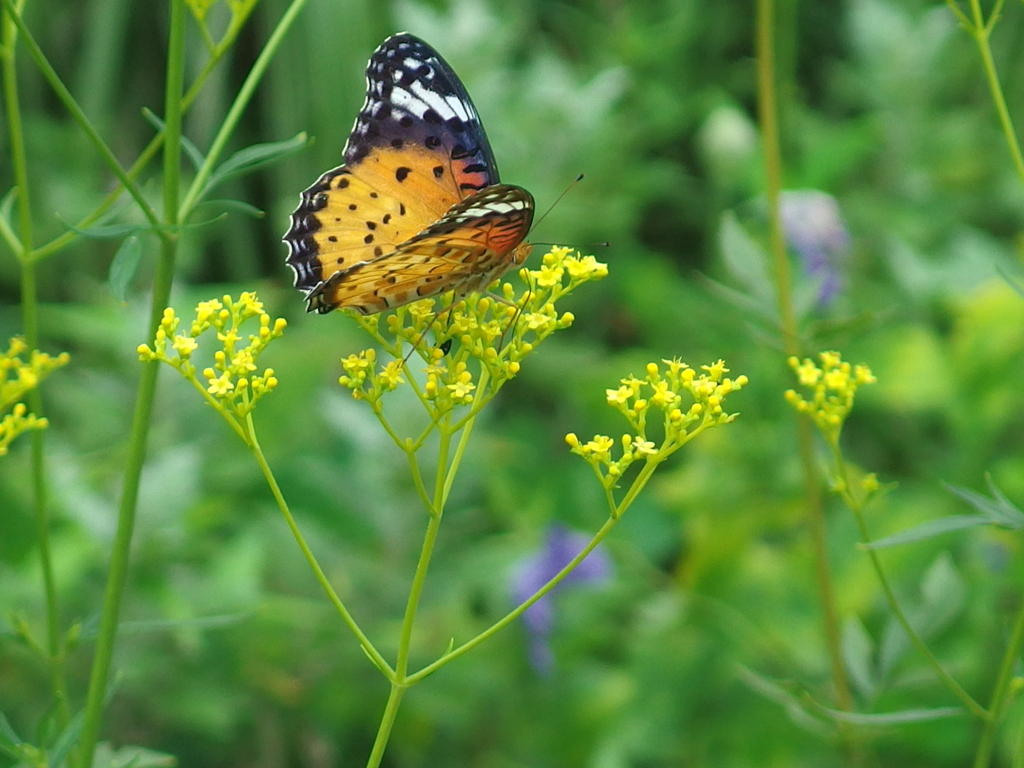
left=606, top=385, right=632, bottom=405
left=585, top=435, right=615, bottom=459
left=862, top=473, right=880, bottom=493
left=172, top=336, right=198, bottom=357
left=534, top=264, right=564, bottom=288
left=206, top=372, right=234, bottom=396
left=632, top=436, right=657, bottom=455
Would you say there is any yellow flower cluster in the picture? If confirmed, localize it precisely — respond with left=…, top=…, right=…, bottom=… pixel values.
left=339, top=347, right=406, bottom=403
left=137, top=293, right=286, bottom=421
left=566, top=359, right=747, bottom=491
left=341, top=247, right=607, bottom=413
left=784, top=351, right=876, bottom=445
left=0, top=337, right=69, bottom=455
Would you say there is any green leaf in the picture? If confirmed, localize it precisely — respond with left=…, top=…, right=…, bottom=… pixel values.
left=717, top=212, right=774, bottom=308
left=0, top=187, right=18, bottom=227
left=200, top=132, right=309, bottom=199
left=814, top=705, right=962, bottom=725
left=193, top=199, right=265, bottom=218
left=141, top=107, right=205, bottom=171
left=879, top=553, right=965, bottom=677
left=864, top=515, right=991, bottom=549
left=47, top=711, right=83, bottom=768
left=735, top=666, right=831, bottom=736
left=66, top=221, right=143, bottom=239
left=841, top=617, right=876, bottom=700
left=945, top=482, right=1024, bottom=528
left=76, top=612, right=253, bottom=641
left=93, top=742, right=176, bottom=768
left=0, top=711, right=23, bottom=757
left=108, top=235, right=144, bottom=303
left=996, top=262, right=1024, bottom=301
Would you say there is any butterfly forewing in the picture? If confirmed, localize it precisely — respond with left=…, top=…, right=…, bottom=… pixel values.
left=307, top=185, right=534, bottom=315
left=284, top=33, right=535, bottom=315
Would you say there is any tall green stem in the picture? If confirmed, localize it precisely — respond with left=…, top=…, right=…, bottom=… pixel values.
left=755, top=0, right=854, bottom=721
left=2, top=0, right=70, bottom=726
left=973, top=596, right=1024, bottom=767
left=365, top=684, right=406, bottom=768
left=75, top=3, right=186, bottom=765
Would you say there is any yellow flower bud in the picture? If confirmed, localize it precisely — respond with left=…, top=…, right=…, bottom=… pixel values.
left=565, top=433, right=580, bottom=447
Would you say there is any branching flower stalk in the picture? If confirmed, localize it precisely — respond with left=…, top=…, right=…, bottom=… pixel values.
left=786, top=352, right=987, bottom=722
left=943, top=3, right=1024, bottom=765
left=146, top=250, right=748, bottom=768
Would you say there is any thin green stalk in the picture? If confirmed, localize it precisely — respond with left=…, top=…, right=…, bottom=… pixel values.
left=365, top=684, right=406, bottom=768
left=958, top=0, right=1024, bottom=190
left=755, top=0, right=855, bottom=721
left=30, top=26, right=249, bottom=263
left=3, top=1, right=70, bottom=726
left=1, top=0, right=162, bottom=234
left=972, top=595, right=1024, bottom=768
left=831, top=447, right=989, bottom=720
left=248, top=419, right=393, bottom=677
left=408, top=514, right=619, bottom=684
left=366, top=426, right=453, bottom=764
left=75, top=3, right=187, bottom=765
left=395, top=511, right=444, bottom=680
left=177, top=0, right=312, bottom=219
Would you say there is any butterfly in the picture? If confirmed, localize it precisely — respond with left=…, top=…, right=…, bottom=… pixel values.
left=283, top=33, right=534, bottom=316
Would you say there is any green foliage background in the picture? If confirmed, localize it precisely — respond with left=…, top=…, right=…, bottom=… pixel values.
left=3, top=0, right=1024, bottom=765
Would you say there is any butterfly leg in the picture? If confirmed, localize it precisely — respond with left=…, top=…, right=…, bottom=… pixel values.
left=400, top=298, right=464, bottom=366
left=488, top=286, right=531, bottom=354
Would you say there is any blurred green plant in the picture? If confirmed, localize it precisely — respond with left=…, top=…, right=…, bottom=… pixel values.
left=1, top=0, right=312, bottom=764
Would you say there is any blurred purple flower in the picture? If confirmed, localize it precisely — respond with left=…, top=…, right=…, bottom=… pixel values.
left=511, top=524, right=613, bottom=674
left=780, top=190, right=851, bottom=307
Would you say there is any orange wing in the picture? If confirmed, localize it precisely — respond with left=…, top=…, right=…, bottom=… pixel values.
left=307, top=185, right=534, bottom=314
left=284, top=34, right=504, bottom=299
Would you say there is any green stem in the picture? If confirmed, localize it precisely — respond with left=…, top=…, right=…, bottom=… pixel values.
left=29, top=23, right=247, bottom=263
left=407, top=514, right=619, bottom=684
left=177, top=0, right=312, bottom=219
left=3, top=1, right=70, bottom=727
left=832, top=446, right=989, bottom=720
left=755, top=0, right=855, bottom=724
left=963, top=0, right=1024, bottom=192
left=365, top=683, right=406, bottom=768
left=247, top=417, right=393, bottom=677
left=1, top=0, right=162, bottom=234
left=973, top=594, right=1024, bottom=768
left=75, top=2, right=187, bottom=765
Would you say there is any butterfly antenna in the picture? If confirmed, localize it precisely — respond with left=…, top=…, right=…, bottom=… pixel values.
left=529, top=173, right=584, bottom=237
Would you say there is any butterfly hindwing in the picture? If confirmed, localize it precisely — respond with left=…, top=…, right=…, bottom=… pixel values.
left=307, top=185, right=535, bottom=315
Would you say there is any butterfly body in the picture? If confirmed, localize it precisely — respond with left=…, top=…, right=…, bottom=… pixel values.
left=284, top=33, right=534, bottom=314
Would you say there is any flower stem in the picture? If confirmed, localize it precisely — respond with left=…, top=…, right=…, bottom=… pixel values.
left=1, top=0, right=162, bottom=232
left=2, top=2, right=70, bottom=725
left=246, top=417, right=393, bottom=677
left=755, top=0, right=855, bottom=727
left=365, top=683, right=406, bottom=768
left=177, top=0, right=311, bottom=220
left=75, top=2, right=186, bottom=764
left=972, top=593, right=1024, bottom=768
left=407, top=514, right=619, bottom=684
left=963, top=0, right=1024, bottom=191
left=831, top=447, right=988, bottom=720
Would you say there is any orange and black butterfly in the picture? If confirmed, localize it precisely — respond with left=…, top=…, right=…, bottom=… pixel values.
left=283, top=33, right=534, bottom=315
